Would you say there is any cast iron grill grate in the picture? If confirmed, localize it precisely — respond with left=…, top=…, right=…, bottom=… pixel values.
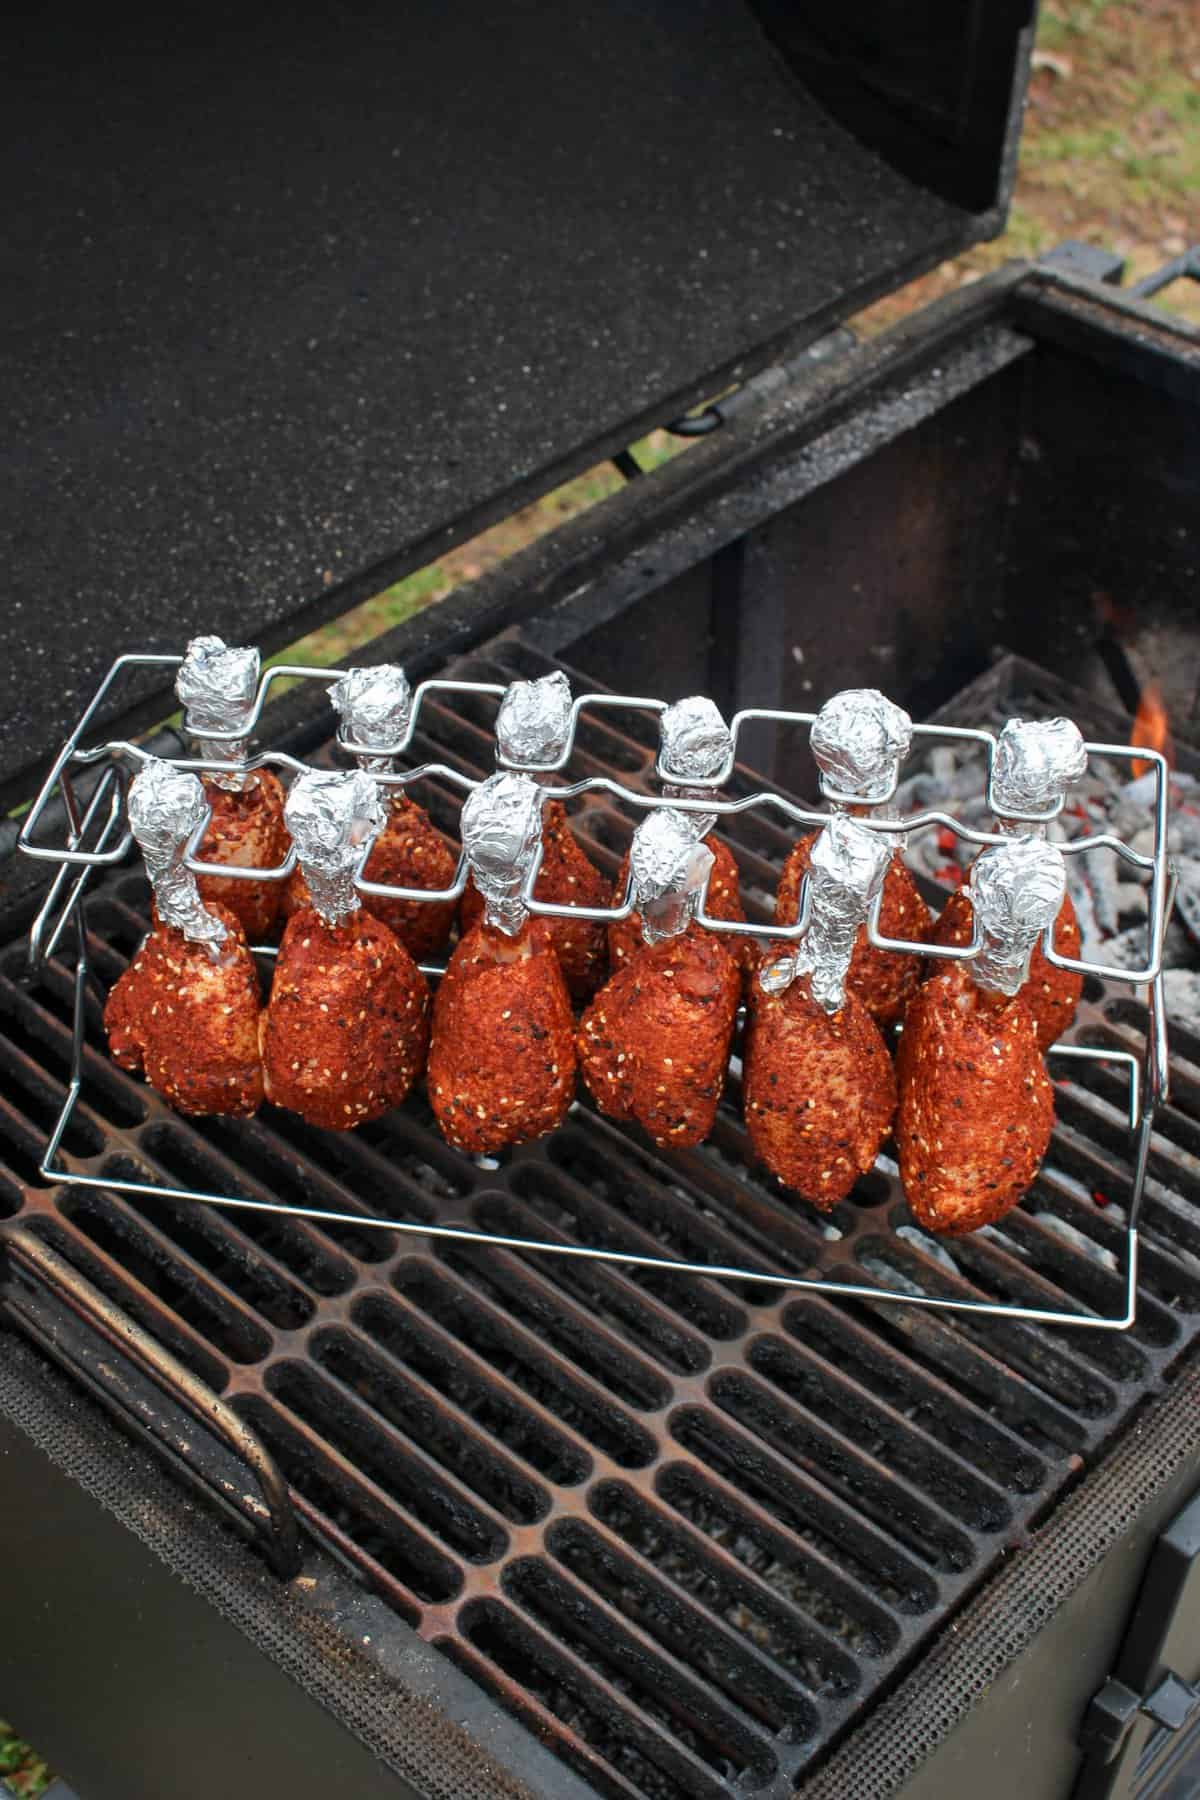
left=2, top=635, right=1198, bottom=1799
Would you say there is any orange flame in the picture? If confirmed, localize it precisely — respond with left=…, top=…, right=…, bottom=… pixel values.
left=1131, top=681, right=1173, bottom=779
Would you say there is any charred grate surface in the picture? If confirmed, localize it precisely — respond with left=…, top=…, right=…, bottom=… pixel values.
left=3, top=634, right=1199, bottom=1799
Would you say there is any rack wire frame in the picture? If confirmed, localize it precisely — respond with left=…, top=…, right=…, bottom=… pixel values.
left=16, top=653, right=1177, bottom=1333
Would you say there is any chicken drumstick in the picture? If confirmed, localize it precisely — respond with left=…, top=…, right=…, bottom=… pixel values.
left=261, top=771, right=429, bottom=1129
left=744, top=814, right=896, bottom=1207
left=898, top=835, right=1064, bottom=1235
left=458, top=672, right=609, bottom=1003
left=579, top=809, right=741, bottom=1147
left=607, top=696, right=752, bottom=976
left=104, top=759, right=264, bottom=1116
left=776, top=689, right=929, bottom=1027
left=429, top=772, right=576, bottom=1152
left=282, top=664, right=458, bottom=960
left=928, top=717, right=1087, bottom=1050
left=175, top=635, right=289, bottom=941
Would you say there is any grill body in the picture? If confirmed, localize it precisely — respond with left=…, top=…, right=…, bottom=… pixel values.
left=2, top=265, right=1200, bottom=1800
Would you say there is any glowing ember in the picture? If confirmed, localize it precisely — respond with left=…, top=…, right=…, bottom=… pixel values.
left=1131, top=681, right=1172, bottom=779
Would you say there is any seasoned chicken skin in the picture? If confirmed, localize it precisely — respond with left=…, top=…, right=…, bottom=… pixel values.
left=776, top=834, right=929, bottom=1027
left=196, top=771, right=290, bottom=941
left=743, top=978, right=896, bottom=1208
left=578, top=927, right=740, bottom=1147
left=261, top=910, right=429, bottom=1129
left=284, top=791, right=457, bottom=962
left=896, top=961, right=1054, bottom=1235
left=929, top=883, right=1083, bottom=1051
left=105, top=903, right=264, bottom=1117
left=460, top=801, right=608, bottom=1002
left=428, top=917, right=576, bottom=1152
left=608, top=835, right=752, bottom=975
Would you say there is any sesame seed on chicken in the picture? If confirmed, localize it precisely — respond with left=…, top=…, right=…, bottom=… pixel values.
left=428, top=917, right=577, bottom=1153
left=260, top=909, right=429, bottom=1130
left=743, top=976, right=896, bottom=1208
left=104, top=902, right=264, bottom=1118
left=195, top=769, right=289, bottom=941
left=896, top=962, right=1054, bottom=1235
left=578, top=925, right=740, bottom=1148
left=285, top=790, right=457, bottom=962
left=776, top=833, right=930, bottom=1028
left=460, top=801, right=609, bottom=1004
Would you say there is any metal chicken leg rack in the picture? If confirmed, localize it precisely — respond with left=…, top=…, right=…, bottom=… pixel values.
left=16, top=652, right=1176, bottom=1333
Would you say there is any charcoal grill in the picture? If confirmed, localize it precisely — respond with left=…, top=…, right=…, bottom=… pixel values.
left=5, top=5, right=1200, bottom=1799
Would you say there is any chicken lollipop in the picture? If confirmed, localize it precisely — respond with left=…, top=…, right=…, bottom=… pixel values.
left=928, top=717, right=1088, bottom=1050
left=260, top=771, right=429, bottom=1130
left=898, top=836, right=1063, bottom=1235
left=282, top=664, right=457, bottom=961
left=429, top=772, right=576, bottom=1153
left=175, top=635, right=288, bottom=940
left=579, top=808, right=741, bottom=1147
left=776, top=689, right=930, bottom=1028
left=458, top=672, right=609, bottom=1002
left=608, top=696, right=750, bottom=975
left=104, top=759, right=264, bottom=1116
left=744, top=815, right=897, bottom=1208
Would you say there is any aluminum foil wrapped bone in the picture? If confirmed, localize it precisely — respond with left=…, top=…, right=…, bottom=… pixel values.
left=495, top=672, right=573, bottom=769
left=127, top=758, right=228, bottom=957
left=329, top=664, right=413, bottom=775
left=658, top=696, right=732, bottom=838
left=629, top=807, right=715, bottom=944
left=285, top=770, right=384, bottom=926
left=810, top=689, right=912, bottom=806
left=461, top=771, right=547, bottom=935
left=175, top=635, right=260, bottom=785
left=758, top=813, right=891, bottom=1009
left=969, top=835, right=1067, bottom=996
left=991, top=718, right=1088, bottom=824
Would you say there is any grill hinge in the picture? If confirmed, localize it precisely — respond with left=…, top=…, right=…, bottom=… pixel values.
left=1074, top=1484, right=1200, bottom=1799
left=1081, top=1672, right=1199, bottom=1761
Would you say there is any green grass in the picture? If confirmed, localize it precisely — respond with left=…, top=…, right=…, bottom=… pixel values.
left=0, top=1721, right=51, bottom=1797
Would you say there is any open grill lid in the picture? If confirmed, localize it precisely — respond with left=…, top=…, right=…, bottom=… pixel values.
left=3, top=0, right=1034, bottom=799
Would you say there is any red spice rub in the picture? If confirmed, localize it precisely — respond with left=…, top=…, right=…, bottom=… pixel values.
left=776, top=834, right=929, bottom=1027
left=460, top=801, right=609, bottom=1003
left=743, top=979, right=896, bottom=1208
left=260, top=910, right=429, bottom=1129
left=896, top=962, right=1054, bottom=1236
left=105, top=903, right=264, bottom=1117
left=196, top=771, right=289, bottom=940
left=428, top=917, right=576, bottom=1153
left=607, top=834, right=753, bottom=976
left=928, top=883, right=1083, bottom=1051
left=578, top=927, right=740, bottom=1147
left=284, top=793, right=457, bottom=962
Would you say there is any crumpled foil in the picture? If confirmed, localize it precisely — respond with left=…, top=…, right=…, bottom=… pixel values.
left=175, top=635, right=260, bottom=785
left=992, top=717, right=1088, bottom=820
left=127, top=758, right=228, bottom=956
left=810, top=689, right=912, bottom=804
left=658, top=696, right=732, bottom=840
left=330, top=664, right=413, bottom=772
left=630, top=807, right=715, bottom=943
left=461, top=771, right=546, bottom=935
left=496, top=671, right=573, bottom=768
left=659, top=696, right=732, bottom=783
left=970, top=834, right=1067, bottom=996
left=759, top=813, right=890, bottom=1010
left=285, top=770, right=384, bottom=925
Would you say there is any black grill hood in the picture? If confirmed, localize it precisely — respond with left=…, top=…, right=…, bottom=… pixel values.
left=3, top=0, right=1034, bottom=800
